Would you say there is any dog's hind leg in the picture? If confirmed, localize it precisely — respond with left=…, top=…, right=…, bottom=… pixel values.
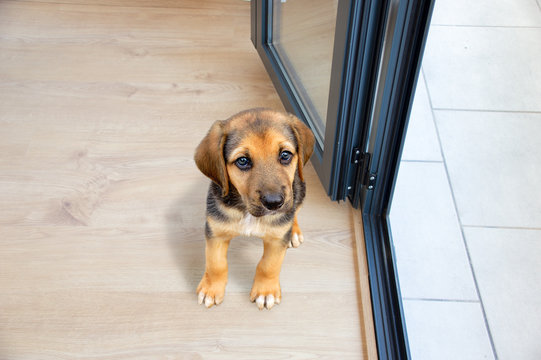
left=288, top=214, right=304, bottom=248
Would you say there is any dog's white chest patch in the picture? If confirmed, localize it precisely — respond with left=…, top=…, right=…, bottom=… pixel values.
left=240, top=214, right=265, bottom=237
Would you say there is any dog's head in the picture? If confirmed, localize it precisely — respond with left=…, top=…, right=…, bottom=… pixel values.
left=195, top=109, right=315, bottom=217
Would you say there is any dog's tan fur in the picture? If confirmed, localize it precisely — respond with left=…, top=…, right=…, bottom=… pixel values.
left=194, top=109, right=315, bottom=309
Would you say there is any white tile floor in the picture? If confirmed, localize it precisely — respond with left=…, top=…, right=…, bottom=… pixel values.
left=389, top=0, right=541, bottom=359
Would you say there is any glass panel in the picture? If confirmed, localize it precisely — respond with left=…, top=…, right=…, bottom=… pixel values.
left=272, top=0, right=339, bottom=145
left=387, top=0, right=541, bottom=355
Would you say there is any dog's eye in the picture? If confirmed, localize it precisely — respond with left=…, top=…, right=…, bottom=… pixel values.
left=235, top=156, right=251, bottom=170
left=279, top=151, right=293, bottom=165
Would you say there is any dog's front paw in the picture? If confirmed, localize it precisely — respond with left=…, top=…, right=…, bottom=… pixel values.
left=197, top=273, right=227, bottom=308
left=288, top=221, right=304, bottom=248
left=250, top=277, right=282, bottom=310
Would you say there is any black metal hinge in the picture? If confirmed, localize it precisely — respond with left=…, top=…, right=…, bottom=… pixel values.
left=350, top=148, right=376, bottom=192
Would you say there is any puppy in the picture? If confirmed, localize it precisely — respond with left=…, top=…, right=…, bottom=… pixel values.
left=194, top=108, right=315, bottom=310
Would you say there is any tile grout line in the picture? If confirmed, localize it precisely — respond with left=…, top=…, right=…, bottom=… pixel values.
left=421, top=66, right=499, bottom=360
left=401, top=159, right=443, bottom=163
left=403, top=297, right=479, bottom=304
left=432, top=108, right=541, bottom=115
left=431, top=24, right=541, bottom=29
left=463, top=224, right=541, bottom=231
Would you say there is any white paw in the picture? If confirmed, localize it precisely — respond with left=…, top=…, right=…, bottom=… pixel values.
left=288, top=232, right=304, bottom=248
left=254, top=294, right=281, bottom=310
left=198, top=291, right=223, bottom=308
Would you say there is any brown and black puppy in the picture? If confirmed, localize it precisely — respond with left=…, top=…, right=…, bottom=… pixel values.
left=194, top=108, right=315, bottom=310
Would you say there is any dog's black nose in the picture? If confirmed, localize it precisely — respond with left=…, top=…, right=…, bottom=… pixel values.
left=261, top=193, right=284, bottom=211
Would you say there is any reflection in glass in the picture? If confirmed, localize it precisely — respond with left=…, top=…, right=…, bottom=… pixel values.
left=272, top=0, right=339, bottom=146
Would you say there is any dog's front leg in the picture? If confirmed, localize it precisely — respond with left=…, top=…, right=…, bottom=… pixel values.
left=197, top=234, right=231, bottom=308
left=250, top=237, right=288, bottom=310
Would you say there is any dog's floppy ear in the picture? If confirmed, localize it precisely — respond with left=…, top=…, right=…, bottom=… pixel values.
left=288, top=115, right=315, bottom=182
left=194, top=120, right=229, bottom=196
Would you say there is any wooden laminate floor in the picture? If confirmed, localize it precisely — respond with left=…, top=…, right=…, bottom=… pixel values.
left=0, top=1, right=372, bottom=358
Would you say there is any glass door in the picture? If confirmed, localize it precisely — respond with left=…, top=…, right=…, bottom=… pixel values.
left=271, top=0, right=339, bottom=146
left=252, top=1, right=434, bottom=358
